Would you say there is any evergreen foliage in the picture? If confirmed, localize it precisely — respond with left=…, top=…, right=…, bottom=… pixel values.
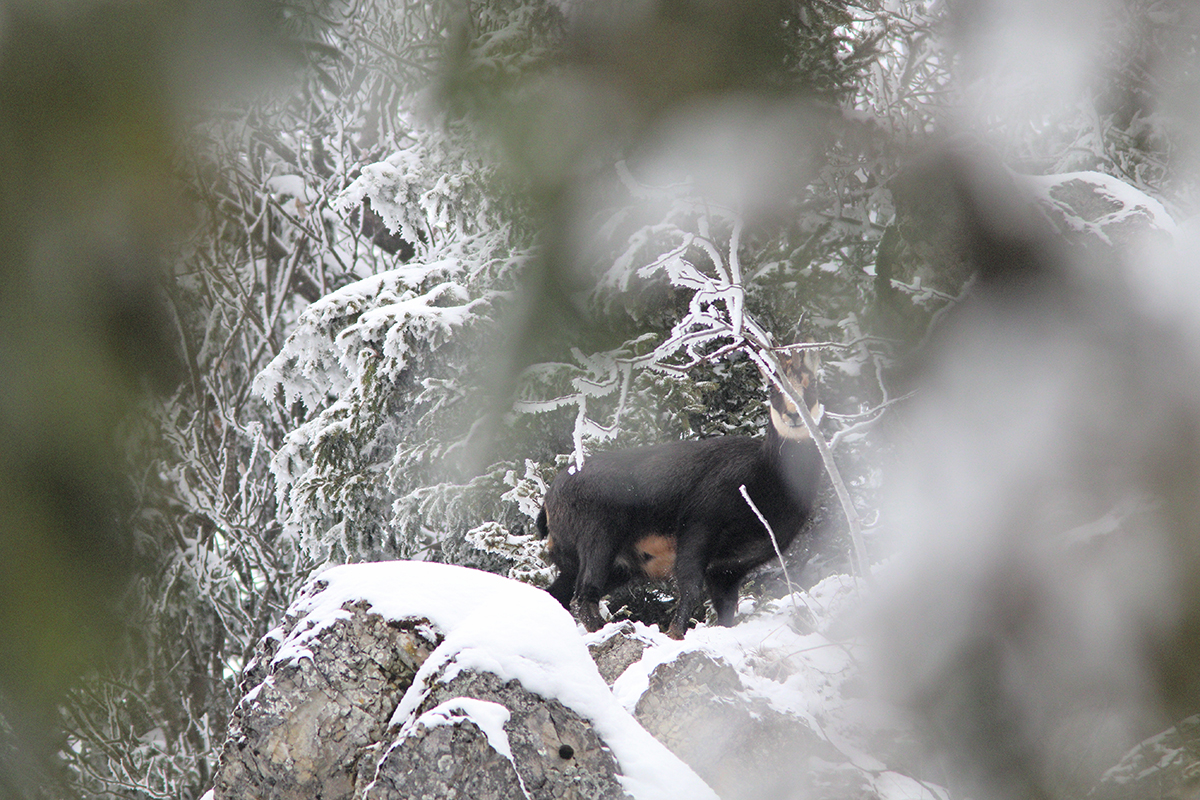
left=19, top=0, right=1195, bottom=797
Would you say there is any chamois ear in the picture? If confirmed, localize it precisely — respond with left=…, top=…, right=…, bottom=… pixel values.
left=785, top=315, right=820, bottom=380
left=781, top=343, right=822, bottom=415
left=801, top=346, right=821, bottom=380
left=781, top=350, right=807, bottom=386
left=781, top=339, right=820, bottom=380
left=759, top=353, right=800, bottom=389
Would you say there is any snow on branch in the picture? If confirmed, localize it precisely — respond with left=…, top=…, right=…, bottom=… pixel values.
left=254, top=259, right=481, bottom=412
left=253, top=254, right=502, bottom=557
left=334, top=134, right=500, bottom=256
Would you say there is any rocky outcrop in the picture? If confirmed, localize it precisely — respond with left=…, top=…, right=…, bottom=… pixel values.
left=366, top=670, right=627, bottom=800
left=212, top=599, right=440, bottom=800
left=632, top=649, right=845, bottom=800
left=211, top=562, right=933, bottom=800
left=210, top=562, right=718, bottom=800
left=212, top=580, right=632, bottom=800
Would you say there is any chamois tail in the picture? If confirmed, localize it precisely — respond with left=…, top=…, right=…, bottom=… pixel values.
left=535, top=505, right=549, bottom=539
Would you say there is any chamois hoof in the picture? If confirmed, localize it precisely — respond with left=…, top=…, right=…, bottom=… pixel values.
left=570, top=598, right=604, bottom=632
left=665, top=624, right=686, bottom=640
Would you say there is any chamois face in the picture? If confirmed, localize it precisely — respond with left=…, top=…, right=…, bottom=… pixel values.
left=768, top=349, right=822, bottom=441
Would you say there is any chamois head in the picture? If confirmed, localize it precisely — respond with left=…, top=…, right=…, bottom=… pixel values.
left=768, top=347, right=822, bottom=441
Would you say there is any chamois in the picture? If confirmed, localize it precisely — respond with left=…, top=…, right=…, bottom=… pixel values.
left=536, top=349, right=825, bottom=639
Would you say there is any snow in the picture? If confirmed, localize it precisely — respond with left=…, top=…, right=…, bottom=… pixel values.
left=407, top=697, right=515, bottom=760
left=266, top=174, right=313, bottom=201
left=588, top=576, right=883, bottom=780
left=609, top=578, right=862, bottom=729
left=280, top=561, right=719, bottom=800
left=253, top=258, right=474, bottom=412
left=333, top=137, right=495, bottom=251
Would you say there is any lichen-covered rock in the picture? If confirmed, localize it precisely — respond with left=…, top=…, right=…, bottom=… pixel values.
left=364, top=669, right=629, bottom=800
left=633, top=650, right=843, bottom=800
left=212, top=596, right=439, bottom=800
left=587, top=623, right=651, bottom=685
left=211, top=563, right=712, bottom=800
left=362, top=717, right=527, bottom=800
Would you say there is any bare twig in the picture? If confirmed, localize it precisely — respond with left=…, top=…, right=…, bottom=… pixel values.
left=740, top=483, right=825, bottom=627
left=739, top=484, right=797, bottom=598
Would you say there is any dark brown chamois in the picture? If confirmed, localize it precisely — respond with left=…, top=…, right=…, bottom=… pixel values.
left=535, top=350, right=824, bottom=639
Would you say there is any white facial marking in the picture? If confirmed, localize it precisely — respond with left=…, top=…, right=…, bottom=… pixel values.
left=770, top=404, right=812, bottom=441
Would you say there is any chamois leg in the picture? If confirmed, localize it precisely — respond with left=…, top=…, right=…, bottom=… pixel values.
left=571, top=525, right=619, bottom=632
left=706, top=566, right=743, bottom=627
left=547, top=567, right=575, bottom=610
left=569, top=595, right=605, bottom=632
left=544, top=530, right=578, bottom=610
left=667, top=539, right=708, bottom=640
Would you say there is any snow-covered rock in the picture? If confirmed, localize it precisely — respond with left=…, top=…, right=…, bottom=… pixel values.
left=632, top=648, right=847, bottom=800
left=211, top=561, right=938, bottom=800
left=212, top=562, right=717, bottom=800
left=212, top=599, right=438, bottom=800
left=592, top=586, right=936, bottom=800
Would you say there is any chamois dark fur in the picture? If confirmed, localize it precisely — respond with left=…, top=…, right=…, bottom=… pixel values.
left=536, top=350, right=824, bottom=639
